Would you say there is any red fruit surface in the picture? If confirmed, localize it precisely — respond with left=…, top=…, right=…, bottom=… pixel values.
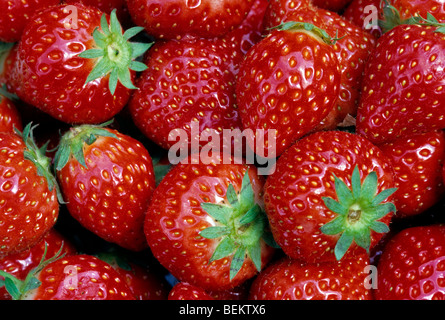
left=0, top=131, right=59, bottom=257
left=0, top=95, right=22, bottom=133
left=356, top=24, right=445, bottom=145
left=126, top=0, right=254, bottom=39
left=375, top=225, right=445, bottom=300
left=0, top=0, right=60, bottom=43
left=168, top=282, right=214, bottom=300
left=379, top=131, right=445, bottom=217
left=0, top=229, right=77, bottom=300
left=56, top=127, right=156, bottom=251
left=8, top=4, right=132, bottom=124
left=22, top=254, right=136, bottom=300
left=249, top=255, right=372, bottom=300
left=236, top=26, right=341, bottom=157
left=264, top=130, right=396, bottom=263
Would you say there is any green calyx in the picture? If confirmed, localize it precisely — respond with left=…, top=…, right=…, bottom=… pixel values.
left=379, top=1, right=445, bottom=33
left=320, top=166, right=397, bottom=261
left=0, top=243, right=65, bottom=300
left=54, top=120, right=118, bottom=171
left=15, top=123, right=64, bottom=203
left=199, top=171, right=279, bottom=281
left=78, top=9, right=153, bottom=95
left=272, top=21, right=343, bottom=45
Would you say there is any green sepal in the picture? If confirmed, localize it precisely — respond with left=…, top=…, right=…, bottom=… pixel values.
left=54, top=120, right=118, bottom=171
left=78, top=9, right=153, bottom=95
left=271, top=21, right=344, bottom=45
left=199, top=171, right=274, bottom=281
left=321, top=166, right=397, bottom=261
left=0, top=243, right=65, bottom=300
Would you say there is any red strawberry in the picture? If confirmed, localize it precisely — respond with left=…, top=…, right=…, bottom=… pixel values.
left=356, top=14, right=445, bottom=145
left=0, top=123, right=60, bottom=257
left=0, top=0, right=60, bottom=43
left=263, top=0, right=312, bottom=30
left=126, top=0, right=254, bottom=40
left=236, top=22, right=341, bottom=157
left=379, top=131, right=445, bottom=217
left=0, top=94, right=22, bottom=133
left=0, top=253, right=136, bottom=300
left=0, top=229, right=77, bottom=300
left=144, top=155, right=277, bottom=292
left=7, top=3, right=151, bottom=124
left=54, top=123, right=156, bottom=251
left=375, top=224, right=445, bottom=300
left=96, top=250, right=169, bottom=300
left=249, top=255, right=372, bottom=300
left=128, top=36, right=241, bottom=151
left=389, top=0, right=445, bottom=24
left=264, top=130, right=397, bottom=263
left=168, top=282, right=214, bottom=300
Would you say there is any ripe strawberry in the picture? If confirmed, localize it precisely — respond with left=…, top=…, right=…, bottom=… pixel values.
left=0, top=229, right=77, bottom=300
left=249, top=255, right=372, bottom=300
left=168, top=282, right=214, bottom=300
left=128, top=36, right=241, bottom=151
left=264, top=130, right=397, bottom=263
left=96, top=250, right=169, bottom=300
left=0, top=0, right=60, bottom=43
left=0, top=94, right=22, bottom=133
left=379, top=131, right=445, bottom=217
left=126, top=0, right=254, bottom=40
left=0, top=252, right=136, bottom=300
left=7, top=3, right=151, bottom=124
left=54, top=123, right=156, bottom=251
left=356, top=15, right=445, bottom=145
left=389, top=0, right=445, bottom=24
left=0, top=123, right=60, bottom=257
left=375, top=224, right=445, bottom=300
left=236, top=22, right=341, bottom=157
left=144, top=155, right=277, bottom=291
left=343, top=0, right=383, bottom=37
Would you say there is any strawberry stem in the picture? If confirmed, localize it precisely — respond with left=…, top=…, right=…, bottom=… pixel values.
left=78, top=9, right=153, bottom=95
left=320, top=166, right=397, bottom=260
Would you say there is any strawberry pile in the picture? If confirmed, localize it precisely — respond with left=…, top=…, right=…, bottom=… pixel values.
left=0, top=0, right=444, bottom=301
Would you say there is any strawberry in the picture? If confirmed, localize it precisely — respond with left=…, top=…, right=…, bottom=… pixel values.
left=389, top=0, right=445, bottom=25
left=236, top=22, right=341, bottom=157
left=128, top=36, right=241, bottom=151
left=7, top=3, right=151, bottom=124
left=126, top=0, right=254, bottom=40
left=375, top=224, right=445, bottom=300
left=0, top=123, right=61, bottom=257
left=0, top=94, right=22, bottom=133
left=54, top=122, right=156, bottom=251
left=0, top=0, right=60, bottom=43
left=168, top=282, right=214, bottom=300
left=249, top=255, right=372, bottom=300
left=144, top=155, right=277, bottom=292
left=379, top=131, right=445, bottom=217
left=0, top=229, right=77, bottom=300
left=0, top=252, right=136, bottom=300
left=263, top=0, right=312, bottom=30
left=96, top=249, right=169, bottom=300
left=264, top=130, right=397, bottom=263
left=343, top=0, right=383, bottom=37
left=356, top=12, right=445, bottom=145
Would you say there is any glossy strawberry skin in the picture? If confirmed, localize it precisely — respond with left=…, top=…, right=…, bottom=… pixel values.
left=144, top=160, right=275, bottom=292
left=392, top=0, right=445, bottom=23
left=263, top=0, right=312, bottom=30
left=0, top=0, right=60, bottom=43
left=57, top=128, right=156, bottom=251
left=375, top=225, right=445, bottom=300
left=168, top=282, right=214, bottom=300
left=7, top=4, right=131, bottom=124
left=0, top=132, right=59, bottom=257
left=249, top=255, right=372, bottom=300
left=264, top=130, right=396, bottom=263
left=126, top=0, right=254, bottom=40
left=0, top=95, right=22, bottom=133
left=236, top=27, right=341, bottom=157
left=379, top=131, right=445, bottom=217
left=0, top=229, right=77, bottom=300
left=356, top=24, right=445, bottom=145
left=129, top=36, right=240, bottom=150
left=22, top=254, right=136, bottom=300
